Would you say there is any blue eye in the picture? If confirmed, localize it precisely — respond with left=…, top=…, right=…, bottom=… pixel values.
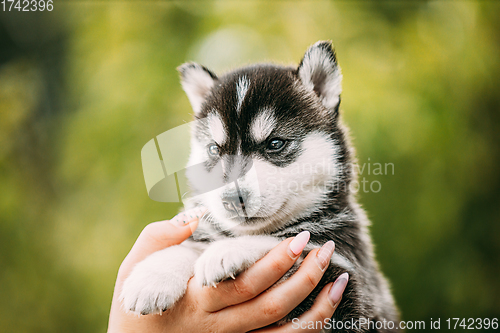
left=267, top=139, right=285, bottom=151
left=208, top=144, right=219, bottom=156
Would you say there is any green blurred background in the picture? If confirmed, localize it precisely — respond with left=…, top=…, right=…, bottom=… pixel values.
left=1, top=1, right=499, bottom=332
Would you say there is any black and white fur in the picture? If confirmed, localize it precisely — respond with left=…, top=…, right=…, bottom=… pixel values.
left=121, top=41, right=399, bottom=332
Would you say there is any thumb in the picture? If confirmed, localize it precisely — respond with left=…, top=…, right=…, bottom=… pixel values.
left=120, top=206, right=206, bottom=276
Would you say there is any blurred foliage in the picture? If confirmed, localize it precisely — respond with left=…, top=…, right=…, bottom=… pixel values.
left=1, top=1, right=499, bottom=332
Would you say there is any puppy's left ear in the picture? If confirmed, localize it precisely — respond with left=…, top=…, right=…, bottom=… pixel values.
left=297, top=41, right=342, bottom=113
left=177, top=63, right=218, bottom=115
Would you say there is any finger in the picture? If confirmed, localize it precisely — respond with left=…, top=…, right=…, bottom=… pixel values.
left=221, top=241, right=336, bottom=332
left=255, top=273, right=349, bottom=332
left=119, top=207, right=205, bottom=277
left=196, top=231, right=311, bottom=312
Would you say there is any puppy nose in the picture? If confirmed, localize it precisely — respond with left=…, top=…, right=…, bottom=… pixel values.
left=222, top=194, right=244, bottom=213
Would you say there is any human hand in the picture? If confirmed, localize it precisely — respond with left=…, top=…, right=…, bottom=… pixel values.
left=107, top=213, right=348, bottom=333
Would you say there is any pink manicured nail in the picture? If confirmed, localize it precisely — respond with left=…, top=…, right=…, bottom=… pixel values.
left=170, top=206, right=206, bottom=226
left=316, top=241, right=335, bottom=271
left=288, top=231, right=310, bottom=257
left=328, top=272, right=349, bottom=306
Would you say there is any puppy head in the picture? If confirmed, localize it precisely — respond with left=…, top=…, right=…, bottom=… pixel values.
left=179, top=41, right=349, bottom=234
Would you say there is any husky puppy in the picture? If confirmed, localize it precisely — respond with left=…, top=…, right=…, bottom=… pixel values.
left=121, top=41, right=399, bottom=332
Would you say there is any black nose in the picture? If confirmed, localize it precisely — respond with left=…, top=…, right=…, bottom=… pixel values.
left=222, top=194, right=245, bottom=213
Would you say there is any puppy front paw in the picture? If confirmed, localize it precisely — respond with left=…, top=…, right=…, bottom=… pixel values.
left=194, top=237, right=277, bottom=287
left=119, top=247, right=196, bottom=315
left=120, top=263, right=187, bottom=315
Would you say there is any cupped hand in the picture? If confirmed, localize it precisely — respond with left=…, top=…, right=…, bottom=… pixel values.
left=108, top=213, right=348, bottom=333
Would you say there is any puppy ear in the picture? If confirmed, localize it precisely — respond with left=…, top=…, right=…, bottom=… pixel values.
left=177, top=63, right=218, bottom=115
left=297, top=41, right=342, bottom=112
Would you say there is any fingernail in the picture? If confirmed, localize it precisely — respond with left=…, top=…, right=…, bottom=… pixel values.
left=328, top=272, right=349, bottom=307
left=288, top=231, right=310, bottom=258
left=170, top=206, right=207, bottom=227
left=316, top=241, right=335, bottom=271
